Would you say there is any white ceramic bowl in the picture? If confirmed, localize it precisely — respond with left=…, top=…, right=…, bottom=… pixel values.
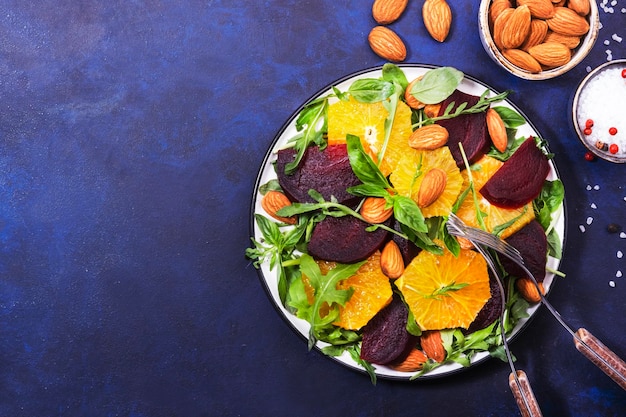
left=478, top=0, right=599, bottom=80
left=572, top=59, right=626, bottom=163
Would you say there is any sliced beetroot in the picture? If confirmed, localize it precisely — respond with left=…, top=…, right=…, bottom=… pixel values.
left=391, top=219, right=421, bottom=266
left=275, top=144, right=361, bottom=205
left=307, top=215, right=389, bottom=263
left=360, top=296, right=412, bottom=365
left=480, top=137, right=550, bottom=209
left=500, top=220, right=548, bottom=282
left=436, top=90, right=490, bottom=168
left=467, top=273, right=503, bottom=334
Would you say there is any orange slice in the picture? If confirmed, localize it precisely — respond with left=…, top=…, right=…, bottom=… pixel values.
left=301, top=252, right=393, bottom=330
left=396, top=246, right=491, bottom=330
left=327, top=96, right=413, bottom=176
left=456, top=155, right=535, bottom=239
left=390, top=146, right=464, bottom=218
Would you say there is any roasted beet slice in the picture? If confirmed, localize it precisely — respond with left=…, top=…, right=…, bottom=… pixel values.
left=275, top=144, right=361, bottom=205
left=307, top=215, right=389, bottom=263
left=480, top=137, right=550, bottom=209
left=467, top=273, right=503, bottom=334
left=500, top=220, right=548, bottom=282
left=360, top=296, right=412, bottom=365
left=436, top=90, right=490, bottom=168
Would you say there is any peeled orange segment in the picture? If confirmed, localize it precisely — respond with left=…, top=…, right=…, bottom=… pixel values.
left=327, top=97, right=413, bottom=176
left=396, top=246, right=491, bottom=331
left=455, top=155, right=535, bottom=239
left=390, top=146, right=464, bottom=218
left=333, top=251, right=393, bottom=330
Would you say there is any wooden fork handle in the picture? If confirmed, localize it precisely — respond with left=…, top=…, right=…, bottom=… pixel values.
left=509, top=370, right=543, bottom=417
left=575, top=328, right=626, bottom=390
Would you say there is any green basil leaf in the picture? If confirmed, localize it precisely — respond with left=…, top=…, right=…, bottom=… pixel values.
left=382, top=63, right=409, bottom=90
left=348, top=79, right=394, bottom=103
left=346, top=134, right=391, bottom=189
left=410, top=67, right=464, bottom=104
left=493, top=106, right=526, bottom=128
left=392, top=195, right=428, bottom=233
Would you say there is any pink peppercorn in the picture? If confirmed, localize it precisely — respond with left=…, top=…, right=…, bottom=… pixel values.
left=622, top=68, right=626, bottom=78
left=583, top=128, right=592, bottom=135
left=584, top=151, right=595, bottom=161
left=609, top=144, right=619, bottom=154
left=585, top=119, right=594, bottom=128
left=609, top=127, right=618, bottom=135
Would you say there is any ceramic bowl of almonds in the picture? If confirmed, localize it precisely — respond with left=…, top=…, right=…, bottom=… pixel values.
left=478, top=0, right=599, bottom=80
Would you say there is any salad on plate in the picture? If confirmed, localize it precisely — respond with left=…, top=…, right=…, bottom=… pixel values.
left=247, top=64, right=565, bottom=383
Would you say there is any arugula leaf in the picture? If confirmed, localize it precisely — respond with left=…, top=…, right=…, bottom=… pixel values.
left=410, top=67, right=464, bottom=104
left=285, top=97, right=329, bottom=174
left=246, top=214, right=307, bottom=303
left=290, top=254, right=364, bottom=349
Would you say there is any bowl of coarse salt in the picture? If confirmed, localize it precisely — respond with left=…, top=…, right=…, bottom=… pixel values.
left=572, top=59, right=626, bottom=163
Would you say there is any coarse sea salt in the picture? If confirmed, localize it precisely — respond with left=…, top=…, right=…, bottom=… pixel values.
left=618, top=271, right=623, bottom=278
left=591, top=203, right=597, bottom=209
left=610, top=280, right=616, bottom=287
left=618, top=250, right=624, bottom=259
left=579, top=225, right=586, bottom=233
left=576, top=63, right=626, bottom=160
left=586, top=216, right=594, bottom=225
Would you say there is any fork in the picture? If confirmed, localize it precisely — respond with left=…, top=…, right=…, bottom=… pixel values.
left=447, top=213, right=626, bottom=392
left=470, top=241, right=542, bottom=417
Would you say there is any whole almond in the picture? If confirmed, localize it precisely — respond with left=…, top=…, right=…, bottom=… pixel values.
left=389, top=348, right=428, bottom=372
left=515, top=277, right=545, bottom=303
left=360, top=196, right=393, bottom=224
left=486, top=108, right=508, bottom=152
left=492, top=8, right=515, bottom=50
left=423, top=0, right=452, bottom=43
left=424, top=103, right=442, bottom=118
left=420, top=330, right=446, bottom=362
left=544, top=30, right=581, bottom=49
left=380, top=240, right=405, bottom=279
left=261, top=191, right=297, bottom=224
left=408, top=124, right=449, bottom=150
left=517, top=0, right=555, bottom=19
left=489, top=0, right=513, bottom=28
left=520, top=19, right=549, bottom=51
left=372, top=0, right=409, bottom=24
left=405, top=76, right=425, bottom=109
left=568, top=0, right=590, bottom=16
left=528, top=41, right=571, bottom=67
left=418, top=168, right=447, bottom=208
left=547, top=6, right=590, bottom=36
left=368, top=26, right=407, bottom=62
left=500, top=5, right=532, bottom=49
left=502, top=48, right=543, bottom=73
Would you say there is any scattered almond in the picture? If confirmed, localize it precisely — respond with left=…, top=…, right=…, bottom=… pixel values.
left=420, top=330, right=446, bottom=362
left=547, top=6, right=590, bottom=36
left=380, top=240, right=405, bottom=279
left=417, top=168, right=447, bottom=208
left=372, top=0, right=409, bottom=25
left=516, top=0, right=555, bottom=19
left=389, top=348, right=428, bottom=372
left=500, top=5, right=532, bottom=49
left=486, top=108, right=508, bottom=152
left=528, top=41, right=571, bottom=67
left=423, top=0, right=452, bottom=43
left=368, top=26, right=407, bottom=62
left=502, top=48, right=543, bottom=73
left=515, top=277, right=545, bottom=303
left=408, top=124, right=449, bottom=150
left=360, top=197, right=393, bottom=224
left=261, top=191, right=297, bottom=225
left=405, top=76, right=425, bottom=109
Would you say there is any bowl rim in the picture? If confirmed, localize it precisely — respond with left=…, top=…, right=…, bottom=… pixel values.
left=478, top=0, right=600, bottom=80
left=571, top=59, right=626, bottom=163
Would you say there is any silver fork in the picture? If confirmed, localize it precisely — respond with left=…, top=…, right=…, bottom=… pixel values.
left=447, top=213, right=626, bottom=392
left=470, top=241, right=542, bottom=417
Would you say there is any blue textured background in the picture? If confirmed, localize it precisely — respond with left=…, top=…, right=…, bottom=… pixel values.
left=0, top=1, right=625, bottom=416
